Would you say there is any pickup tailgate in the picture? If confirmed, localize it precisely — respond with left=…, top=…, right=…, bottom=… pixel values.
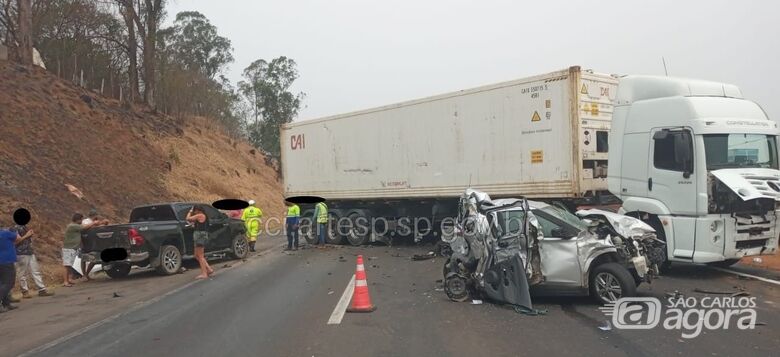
left=82, top=224, right=134, bottom=253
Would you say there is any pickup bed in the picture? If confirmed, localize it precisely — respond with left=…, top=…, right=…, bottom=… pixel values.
left=81, top=202, right=248, bottom=278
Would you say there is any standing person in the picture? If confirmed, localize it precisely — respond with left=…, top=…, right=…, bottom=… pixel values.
left=63, top=213, right=100, bottom=287
left=314, top=201, right=328, bottom=246
left=186, top=205, right=213, bottom=280
left=241, top=200, right=263, bottom=252
left=284, top=201, right=300, bottom=251
left=1, top=224, right=31, bottom=313
left=12, top=223, right=53, bottom=298
left=80, top=209, right=109, bottom=280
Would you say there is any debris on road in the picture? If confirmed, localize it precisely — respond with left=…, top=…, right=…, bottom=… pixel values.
left=666, top=290, right=684, bottom=299
left=598, top=320, right=612, bottom=331
left=112, top=292, right=122, bottom=298
left=693, top=287, right=750, bottom=297
left=412, top=251, right=436, bottom=261
left=470, top=299, right=483, bottom=305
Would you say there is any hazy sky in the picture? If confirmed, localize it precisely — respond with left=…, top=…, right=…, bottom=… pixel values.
left=165, top=0, right=779, bottom=122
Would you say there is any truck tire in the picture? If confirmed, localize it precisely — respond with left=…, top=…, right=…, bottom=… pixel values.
left=326, top=212, right=344, bottom=245
left=346, top=211, right=370, bottom=246
left=155, top=245, right=182, bottom=275
left=589, top=263, right=637, bottom=304
left=105, top=263, right=131, bottom=279
left=301, top=210, right=318, bottom=245
left=231, top=235, right=249, bottom=259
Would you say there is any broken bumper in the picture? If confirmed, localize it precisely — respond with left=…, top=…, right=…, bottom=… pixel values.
left=694, top=212, right=779, bottom=262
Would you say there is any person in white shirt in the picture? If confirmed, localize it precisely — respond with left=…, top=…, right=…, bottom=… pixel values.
left=80, top=209, right=108, bottom=280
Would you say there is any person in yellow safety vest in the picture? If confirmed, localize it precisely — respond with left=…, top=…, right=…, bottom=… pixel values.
left=284, top=201, right=300, bottom=251
left=313, top=201, right=328, bottom=246
left=241, top=200, right=263, bottom=252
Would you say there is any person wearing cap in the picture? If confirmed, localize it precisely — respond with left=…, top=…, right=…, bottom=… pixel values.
left=80, top=209, right=109, bottom=280
left=241, top=200, right=263, bottom=252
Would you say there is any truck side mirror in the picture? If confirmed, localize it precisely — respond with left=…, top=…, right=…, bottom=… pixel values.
left=674, top=132, right=693, bottom=178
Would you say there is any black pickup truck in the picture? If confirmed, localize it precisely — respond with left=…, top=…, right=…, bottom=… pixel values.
left=81, top=202, right=248, bottom=278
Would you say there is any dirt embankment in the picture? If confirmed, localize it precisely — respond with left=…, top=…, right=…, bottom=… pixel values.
left=0, top=61, right=284, bottom=283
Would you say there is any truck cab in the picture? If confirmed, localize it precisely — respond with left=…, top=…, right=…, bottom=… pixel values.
left=608, top=76, right=780, bottom=264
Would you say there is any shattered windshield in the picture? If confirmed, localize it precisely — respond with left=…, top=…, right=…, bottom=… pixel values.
left=538, top=206, right=588, bottom=232
left=704, top=134, right=779, bottom=170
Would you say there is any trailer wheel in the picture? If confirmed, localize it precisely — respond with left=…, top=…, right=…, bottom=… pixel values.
left=300, top=210, right=318, bottom=244
left=325, top=212, right=344, bottom=245
left=346, top=211, right=370, bottom=246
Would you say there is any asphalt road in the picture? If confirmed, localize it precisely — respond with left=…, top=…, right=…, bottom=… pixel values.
left=23, top=243, right=780, bottom=357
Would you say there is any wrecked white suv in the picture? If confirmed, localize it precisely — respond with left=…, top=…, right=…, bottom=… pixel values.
left=442, top=190, right=666, bottom=306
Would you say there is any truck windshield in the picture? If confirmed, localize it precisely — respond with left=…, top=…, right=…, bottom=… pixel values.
left=703, top=134, right=779, bottom=170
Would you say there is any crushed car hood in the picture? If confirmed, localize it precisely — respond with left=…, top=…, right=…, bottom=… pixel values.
left=575, top=209, right=656, bottom=239
left=710, top=168, right=780, bottom=201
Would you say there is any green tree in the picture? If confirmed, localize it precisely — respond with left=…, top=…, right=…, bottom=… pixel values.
left=239, top=56, right=304, bottom=158
left=163, top=11, right=233, bottom=79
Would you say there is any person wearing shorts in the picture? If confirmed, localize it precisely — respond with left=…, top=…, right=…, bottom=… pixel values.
left=63, top=213, right=99, bottom=287
left=186, top=205, right=213, bottom=280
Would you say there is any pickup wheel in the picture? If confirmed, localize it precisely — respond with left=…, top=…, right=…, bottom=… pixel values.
left=231, top=235, right=249, bottom=259
left=105, top=263, right=131, bottom=279
left=155, top=245, right=182, bottom=275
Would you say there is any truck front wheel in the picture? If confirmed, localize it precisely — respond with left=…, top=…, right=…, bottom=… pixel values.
left=155, top=245, right=182, bottom=275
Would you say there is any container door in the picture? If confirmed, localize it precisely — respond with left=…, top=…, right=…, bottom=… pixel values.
left=647, top=128, right=697, bottom=258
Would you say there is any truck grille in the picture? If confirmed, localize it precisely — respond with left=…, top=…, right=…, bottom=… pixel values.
left=735, top=239, right=769, bottom=249
left=741, top=173, right=780, bottom=200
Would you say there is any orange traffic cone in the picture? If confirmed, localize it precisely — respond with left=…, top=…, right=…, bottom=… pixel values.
left=347, top=255, right=376, bottom=313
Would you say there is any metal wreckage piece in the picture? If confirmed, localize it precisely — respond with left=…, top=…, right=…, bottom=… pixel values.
left=441, top=189, right=666, bottom=309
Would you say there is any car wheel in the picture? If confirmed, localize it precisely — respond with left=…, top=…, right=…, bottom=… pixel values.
left=707, top=259, right=741, bottom=268
left=104, top=263, right=131, bottom=279
left=444, top=272, right=470, bottom=302
left=346, top=211, right=370, bottom=246
left=589, top=263, right=637, bottom=304
left=231, top=235, right=249, bottom=259
left=155, top=245, right=182, bottom=275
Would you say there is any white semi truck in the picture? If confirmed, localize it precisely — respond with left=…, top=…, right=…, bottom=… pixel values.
left=281, top=66, right=780, bottom=265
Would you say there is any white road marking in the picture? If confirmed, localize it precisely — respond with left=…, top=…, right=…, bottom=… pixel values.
left=711, top=267, right=780, bottom=286
left=327, top=274, right=355, bottom=325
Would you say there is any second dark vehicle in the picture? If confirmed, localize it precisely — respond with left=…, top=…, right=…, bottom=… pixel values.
left=81, top=203, right=248, bottom=279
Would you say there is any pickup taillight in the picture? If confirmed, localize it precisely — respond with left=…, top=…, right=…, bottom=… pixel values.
left=128, top=228, right=145, bottom=246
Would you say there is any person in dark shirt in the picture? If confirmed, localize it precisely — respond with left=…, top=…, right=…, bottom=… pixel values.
left=1, top=222, right=32, bottom=313
left=13, top=224, right=53, bottom=298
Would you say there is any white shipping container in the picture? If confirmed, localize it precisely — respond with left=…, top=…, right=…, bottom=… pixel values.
left=281, top=66, right=617, bottom=200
